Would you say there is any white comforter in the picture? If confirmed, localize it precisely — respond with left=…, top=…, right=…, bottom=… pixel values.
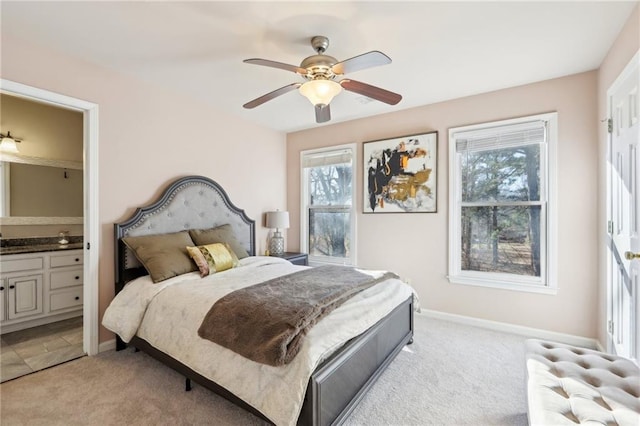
left=102, top=256, right=413, bottom=426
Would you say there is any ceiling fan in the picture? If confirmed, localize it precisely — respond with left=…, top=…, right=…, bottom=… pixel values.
left=242, top=36, right=402, bottom=124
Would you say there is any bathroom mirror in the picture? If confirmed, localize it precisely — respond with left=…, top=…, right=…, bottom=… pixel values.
left=0, top=156, right=83, bottom=225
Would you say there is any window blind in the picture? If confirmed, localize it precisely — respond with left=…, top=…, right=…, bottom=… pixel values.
left=302, top=149, right=352, bottom=168
left=454, top=120, right=546, bottom=153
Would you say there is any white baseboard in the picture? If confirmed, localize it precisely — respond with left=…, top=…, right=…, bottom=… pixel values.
left=99, top=339, right=116, bottom=353
left=420, top=309, right=601, bottom=349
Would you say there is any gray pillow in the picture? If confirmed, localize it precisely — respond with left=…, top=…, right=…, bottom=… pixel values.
left=122, top=231, right=197, bottom=283
left=189, top=224, right=249, bottom=259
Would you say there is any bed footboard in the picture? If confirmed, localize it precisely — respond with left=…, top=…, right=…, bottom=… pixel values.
left=298, top=295, right=414, bottom=426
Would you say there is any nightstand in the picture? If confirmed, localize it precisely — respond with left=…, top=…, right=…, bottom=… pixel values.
left=274, top=252, right=308, bottom=266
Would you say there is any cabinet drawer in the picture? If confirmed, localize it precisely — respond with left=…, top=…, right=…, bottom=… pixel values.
left=1, top=257, right=44, bottom=273
left=50, top=270, right=84, bottom=290
left=50, top=253, right=83, bottom=268
left=50, top=287, right=83, bottom=312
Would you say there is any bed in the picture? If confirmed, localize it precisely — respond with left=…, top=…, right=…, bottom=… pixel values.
left=104, top=175, right=414, bottom=426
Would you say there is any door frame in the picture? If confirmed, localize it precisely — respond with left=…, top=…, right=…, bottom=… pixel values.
left=0, top=79, right=99, bottom=356
left=605, top=50, right=639, bottom=355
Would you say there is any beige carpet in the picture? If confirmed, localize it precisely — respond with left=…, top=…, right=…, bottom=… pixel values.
left=0, top=315, right=529, bottom=425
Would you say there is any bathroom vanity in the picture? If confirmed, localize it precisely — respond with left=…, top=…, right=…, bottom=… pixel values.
left=1, top=241, right=83, bottom=333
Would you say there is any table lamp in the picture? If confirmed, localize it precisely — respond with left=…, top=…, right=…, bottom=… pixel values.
left=266, top=210, right=289, bottom=256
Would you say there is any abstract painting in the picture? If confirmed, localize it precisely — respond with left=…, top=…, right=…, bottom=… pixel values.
left=363, top=131, right=437, bottom=213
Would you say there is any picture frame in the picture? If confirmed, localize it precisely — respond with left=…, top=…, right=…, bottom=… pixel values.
left=363, top=131, right=438, bottom=213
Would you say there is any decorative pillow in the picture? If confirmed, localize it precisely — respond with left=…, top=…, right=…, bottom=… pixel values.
left=122, top=231, right=198, bottom=283
left=189, top=224, right=249, bottom=259
left=187, top=243, right=239, bottom=277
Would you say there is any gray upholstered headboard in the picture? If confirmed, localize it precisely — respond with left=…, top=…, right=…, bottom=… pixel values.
left=114, top=175, right=255, bottom=288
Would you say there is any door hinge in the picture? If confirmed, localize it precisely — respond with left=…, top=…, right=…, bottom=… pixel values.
left=86, top=242, right=90, bottom=250
left=608, top=320, right=614, bottom=334
left=607, top=118, right=613, bottom=134
left=608, top=220, right=614, bottom=234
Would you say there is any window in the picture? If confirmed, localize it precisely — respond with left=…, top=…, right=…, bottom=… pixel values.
left=301, top=144, right=356, bottom=265
left=448, top=113, right=557, bottom=293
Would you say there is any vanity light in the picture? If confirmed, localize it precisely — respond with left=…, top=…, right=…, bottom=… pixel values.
left=0, top=131, right=21, bottom=153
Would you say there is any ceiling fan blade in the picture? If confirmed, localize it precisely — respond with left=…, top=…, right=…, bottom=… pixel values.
left=332, top=51, right=391, bottom=75
left=243, top=83, right=301, bottom=109
left=243, top=58, right=308, bottom=75
left=315, top=104, right=331, bottom=123
left=340, top=79, right=402, bottom=105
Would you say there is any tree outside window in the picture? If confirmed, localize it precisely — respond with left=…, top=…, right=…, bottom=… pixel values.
left=308, top=163, right=351, bottom=258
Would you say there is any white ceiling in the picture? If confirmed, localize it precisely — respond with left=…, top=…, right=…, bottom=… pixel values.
left=2, top=1, right=637, bottom=133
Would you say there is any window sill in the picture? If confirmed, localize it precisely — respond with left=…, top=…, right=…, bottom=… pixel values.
left=448, top=275, right=557, bottom=295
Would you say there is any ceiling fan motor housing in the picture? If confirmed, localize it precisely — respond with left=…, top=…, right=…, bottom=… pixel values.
left=300, top=54, right=338, bottom=80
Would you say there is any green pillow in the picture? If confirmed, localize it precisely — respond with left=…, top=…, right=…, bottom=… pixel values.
left=189, top=224, right=249, bottom=259
left=123, top=231, right=197, bottom=283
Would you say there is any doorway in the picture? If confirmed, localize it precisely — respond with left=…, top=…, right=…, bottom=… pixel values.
left=606, top=50, right=639, bottom=362
left=0, top=80, right=99, bottom=364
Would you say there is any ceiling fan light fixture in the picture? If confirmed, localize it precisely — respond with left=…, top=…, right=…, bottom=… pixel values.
left=299, top=79, right=342, bottom=106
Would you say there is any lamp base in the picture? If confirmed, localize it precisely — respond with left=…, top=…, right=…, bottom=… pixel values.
left=269, top=231, right=285, bottom=256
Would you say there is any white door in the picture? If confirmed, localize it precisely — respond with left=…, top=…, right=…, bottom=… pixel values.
left=608, top=51, right=640, bottom=361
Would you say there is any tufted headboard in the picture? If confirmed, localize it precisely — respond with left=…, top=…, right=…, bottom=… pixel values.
left=114, top=175, right=255, bottom=290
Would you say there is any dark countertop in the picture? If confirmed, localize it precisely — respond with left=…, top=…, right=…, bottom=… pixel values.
left=1, top=243, right=84, bottom=256
left=0, top=236, right=84, bottom=256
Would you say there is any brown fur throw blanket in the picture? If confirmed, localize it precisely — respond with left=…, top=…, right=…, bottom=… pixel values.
left=198, top=265, right=398, bottom=366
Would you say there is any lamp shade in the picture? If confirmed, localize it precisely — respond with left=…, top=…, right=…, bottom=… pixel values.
left=266, top=211, right=289, bottom=229
left=299, top=80, right=342, bottom=106
left=0, top=135, right=19, bottom=153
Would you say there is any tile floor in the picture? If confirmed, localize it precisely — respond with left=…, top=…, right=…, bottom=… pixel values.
left=1, top=316, right=84, bottom=383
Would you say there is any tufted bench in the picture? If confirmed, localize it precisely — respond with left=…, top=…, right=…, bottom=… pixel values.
left=525, top=339, right=640, bottom=425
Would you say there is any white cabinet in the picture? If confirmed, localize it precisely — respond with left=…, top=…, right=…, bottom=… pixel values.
left=0, top=249, right=83, bottom=333
left=48, top=252, right=83, bottom=314
left=0, top=278, right=5, bottom=323
left=7, top=274, right=44, bottom=319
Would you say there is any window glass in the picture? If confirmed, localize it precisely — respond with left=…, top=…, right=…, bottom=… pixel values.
left=461, top=205, right=541, bottom=276
left=308, top=164, right=352, bottom=206
left=461, top=144, right=541, bottom=203
left=309, top=208, right=350, bottom=258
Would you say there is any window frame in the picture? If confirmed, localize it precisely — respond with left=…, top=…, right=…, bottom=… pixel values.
left=448, top=112, right=558, bottom=294
left=300, top=143, right=357, bottom=266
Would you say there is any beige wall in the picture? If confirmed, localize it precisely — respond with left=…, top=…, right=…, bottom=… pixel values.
left=597, top=5, right=639, bottom=346
left=1, top=35, right=287, bottom=343
left=0, top=93, right=83, bottom=161
left=288, top=71, right=599, bottom=339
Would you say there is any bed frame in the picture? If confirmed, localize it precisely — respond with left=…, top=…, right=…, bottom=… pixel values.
left=114, top=175, right=414, bottom=426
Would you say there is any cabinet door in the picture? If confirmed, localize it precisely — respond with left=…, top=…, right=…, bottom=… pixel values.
left=7, top=274, right=43, bottom=320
